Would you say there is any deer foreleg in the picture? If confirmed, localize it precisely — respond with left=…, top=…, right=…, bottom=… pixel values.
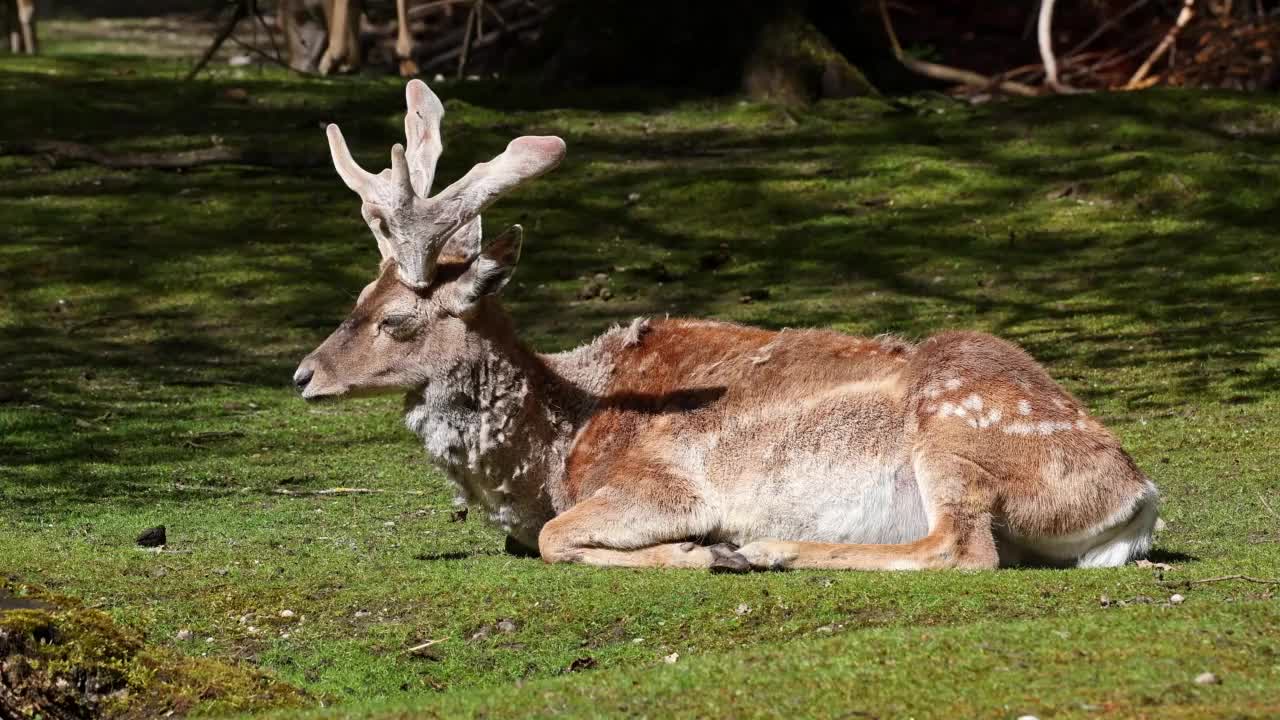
left=395, top=0, right=418, bottom=77
left=736, top=451, right=1000, bottom=571
left=319, top=0, right=360, bottom=75
left=15, top=0, right=34, bottom=54
left=538, top=484, right=747, bottom=571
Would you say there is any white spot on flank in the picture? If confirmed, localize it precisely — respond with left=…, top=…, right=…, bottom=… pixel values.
left=944, top=378, right=962, bottom=390
left=925, top=386, right=941, bottom=399
left=1003, top=422, right=1035, bottom=436
left=1018, top=399, right=1032, bottom=415
left=962, top=394, right=984, bottom=411
left=1035, top=420, right=1075, bottom=435
left=938, top=402, right=967, bottom=418
left=978, top=408, right=1002, bottom=429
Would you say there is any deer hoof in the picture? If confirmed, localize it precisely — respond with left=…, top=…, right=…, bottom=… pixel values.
left=708, top=543, right=751, bottom=574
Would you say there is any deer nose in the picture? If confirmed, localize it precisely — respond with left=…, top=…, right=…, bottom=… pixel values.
left=293, top=366, right=314, bottom=392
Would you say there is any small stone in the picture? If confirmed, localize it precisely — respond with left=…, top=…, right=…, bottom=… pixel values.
left=204, top=637, right=214, bottom=643
left=663, top=652, right=679, bottom=664
left=625, top=192, right=641, bottom=205
left=246, top=626, right=259, bottom=635
left=1170, top=594, right=1185, bottom=605
left=815, top=625, right=834, bottom=634
left=175, top=629, right=193, bottom=641
left=496, top=619, right=518, bottom=634
left=279, top=609, right=295, bottom=618
left=1016, top=716, right=1040, bottom=720
left=136, top=526, right=167, bottom=547
left=1194, top=672, right=1220, bottom=685
left=383, top=521, right=395, bottom=528
left=735, top=603, right=751, bottom=616
left=354, top=610, right=371, bottom=618
left=631, top=637, right=645, bottom=644
left=1099, top=594, right=1111, bottom=607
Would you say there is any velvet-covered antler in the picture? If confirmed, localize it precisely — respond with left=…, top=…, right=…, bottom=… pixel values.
left=326, top=79, right=565, bottom=287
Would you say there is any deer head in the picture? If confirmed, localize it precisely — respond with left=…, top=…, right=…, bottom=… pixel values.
left=293, top=80, right=565, bottom=401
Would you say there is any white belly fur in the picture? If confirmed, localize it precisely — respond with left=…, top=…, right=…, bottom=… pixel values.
left=711, top=454, right=929, bottom=546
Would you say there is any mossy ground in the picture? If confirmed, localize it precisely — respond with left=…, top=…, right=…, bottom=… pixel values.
left=2, top=21, right=1279, bottom=719
left=0, top=579, right=305, bottom=718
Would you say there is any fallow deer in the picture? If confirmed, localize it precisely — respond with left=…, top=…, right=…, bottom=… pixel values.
left=294, top=80, right=1160, bottom=571
left=280, top=0, right=417, bottom=76
left=4, top=0, right=36, bottom=55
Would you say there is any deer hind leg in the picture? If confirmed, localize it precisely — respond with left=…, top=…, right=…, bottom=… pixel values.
left=394, top=0, right=418, bottom=77
left=735, top=451, right=1000, bottom=571
left=15, top=0, right=34, bottom=54
left=538, top=485, right=746, bottom=571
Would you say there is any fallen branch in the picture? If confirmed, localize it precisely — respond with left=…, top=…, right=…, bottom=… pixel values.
left=1127, top=0, right=1196, bottom=89
left=2, top=140, right=323, bottom=170
left=421, top=12, right=545, bottom=70
left=1038, top=0, right=1088, bottom=93
left=878, top=0, right=1039, bottom=97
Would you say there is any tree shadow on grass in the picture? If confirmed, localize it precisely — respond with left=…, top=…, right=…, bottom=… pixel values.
left=2, top=62, right=1279, bottom=512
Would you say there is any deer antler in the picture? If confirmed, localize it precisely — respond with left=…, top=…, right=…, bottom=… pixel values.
left=326, top=79, right=566, bottom=288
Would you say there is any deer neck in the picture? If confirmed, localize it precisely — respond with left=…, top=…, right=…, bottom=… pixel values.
left=402, top=303, right=606, bottom=547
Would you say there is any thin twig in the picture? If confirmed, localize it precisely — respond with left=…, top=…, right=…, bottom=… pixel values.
left=1127, top=0, right=1197, bottom=88
left=878, top=0, right=1039, bottom=97
left=1162, top=574, right=1280, bottom=588
left=400, top=638, right=448, bottom=655
left=188, top=0, right=249, bottom=81
left=1067, top=0, right=1151, bottom=57
left=1258, top=492, right=1280, bottom=521
left=456, top=0, right=481, bottom=79
left=421, top=12, right=544, bottom=69
left=227, top=31, right=295, bottom=71
left=272, top=487, right=430, bottom=496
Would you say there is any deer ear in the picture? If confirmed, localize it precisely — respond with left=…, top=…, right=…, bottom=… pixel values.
left=458, top=224, right=522, bottom=306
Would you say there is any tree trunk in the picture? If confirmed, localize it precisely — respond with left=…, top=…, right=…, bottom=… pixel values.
left=531, top=0, right=879, bottom=103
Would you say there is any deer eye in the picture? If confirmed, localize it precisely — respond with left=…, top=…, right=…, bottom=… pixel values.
left=378, top=313, right=416, bottom=338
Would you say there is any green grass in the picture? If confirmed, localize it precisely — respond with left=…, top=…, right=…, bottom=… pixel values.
left=2, top=38, right=1280, bottom=719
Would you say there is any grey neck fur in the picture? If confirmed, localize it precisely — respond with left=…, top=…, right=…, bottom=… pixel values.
left=402, top=310, right=625, bottom=548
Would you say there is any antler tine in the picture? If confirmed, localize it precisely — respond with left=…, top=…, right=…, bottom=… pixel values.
left=324, top=81, right=565, bottom=288
left=326, top=124, right=376, bottom=195
left=423, top=136, right=566, bottom=242
left=403, top=79, right=445, bottom=198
